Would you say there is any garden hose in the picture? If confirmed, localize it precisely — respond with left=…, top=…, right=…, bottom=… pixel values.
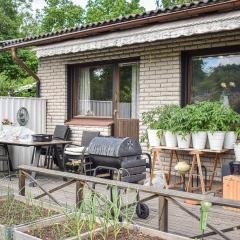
left=200, top=201, right=212, bottom=239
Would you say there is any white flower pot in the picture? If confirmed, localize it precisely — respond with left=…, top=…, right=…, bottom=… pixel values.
left=147, top=129, right=161, bottom=147
left=192, top=132, right=207, bottom=149
left=224, top=131, right=237, bottom=149
left=208, top=131, right=226, bottom=151
left=165, top=131, right=177, bottom=147
left=234, top=144, right=240, bottom=162
left=176, top=134, right=191, bottom=149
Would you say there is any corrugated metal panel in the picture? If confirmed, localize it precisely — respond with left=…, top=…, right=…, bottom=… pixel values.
left=0, top=97, right=46, bottom=168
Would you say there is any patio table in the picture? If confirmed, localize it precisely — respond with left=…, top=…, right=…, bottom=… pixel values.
left=0, top=139, right=72, bottom=186
left=150, top=146, right=230, bottom=193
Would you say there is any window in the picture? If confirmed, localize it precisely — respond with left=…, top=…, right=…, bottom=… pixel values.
left=183, top=48, right=240, bottom=112
left=68, top=61, right=139, bottom=119
left=77, top=65, right=114, bottom=117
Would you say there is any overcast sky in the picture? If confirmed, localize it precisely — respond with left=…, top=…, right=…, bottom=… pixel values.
left=32, top=0, right=157, bottom=11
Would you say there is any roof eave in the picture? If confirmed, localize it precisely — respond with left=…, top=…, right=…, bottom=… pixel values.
left=1, top=0, right=240, bottom=51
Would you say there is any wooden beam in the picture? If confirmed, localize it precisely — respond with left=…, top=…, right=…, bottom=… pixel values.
left=193, top=225, right=240, bottom=238
left=159, top=197, right=168, bottom=232
left=34, top=179, right=76, bottom=200
left=18, top=165, right=240, bottom=209
left=23, top=171, right=61, bottom=206
left=76, top=181, right=84, bottom=208
left=18, top=170, right=26, bottom=196
left=169, top=197, right=231, bottom=240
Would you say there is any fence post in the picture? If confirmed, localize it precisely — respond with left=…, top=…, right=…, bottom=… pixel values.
left=76, top=181, right=84, bottom=208
left=159, top=196, right=168, bottom=232
left=19, top=169, right=26, bottom=196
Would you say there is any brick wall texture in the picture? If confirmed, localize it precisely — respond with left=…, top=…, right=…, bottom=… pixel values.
left=38, top=29, right=240, bottom=180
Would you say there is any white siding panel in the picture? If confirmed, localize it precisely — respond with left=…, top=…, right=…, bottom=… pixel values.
left=0, top=97, right=46, bottom=168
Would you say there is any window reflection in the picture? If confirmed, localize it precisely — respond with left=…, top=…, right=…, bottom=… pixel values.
left=191, top=54, right=240, bottom=112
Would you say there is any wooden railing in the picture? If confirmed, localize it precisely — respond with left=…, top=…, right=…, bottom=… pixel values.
left=18, top=165, right=240, bottom=240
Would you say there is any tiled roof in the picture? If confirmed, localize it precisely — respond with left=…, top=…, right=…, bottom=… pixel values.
left=0, top=0, right=237, bottom=49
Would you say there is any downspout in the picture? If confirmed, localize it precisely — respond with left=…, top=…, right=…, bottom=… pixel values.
left=11, top=47, right=40, bottom=97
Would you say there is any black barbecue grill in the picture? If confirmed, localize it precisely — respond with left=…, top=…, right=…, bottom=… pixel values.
left=88, top=136, right=150, bottom=183
left=88, top=136, right=151, bottom=219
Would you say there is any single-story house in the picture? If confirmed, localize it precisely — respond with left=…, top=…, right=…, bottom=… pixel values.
left=1, top=0, right=240, bottom=179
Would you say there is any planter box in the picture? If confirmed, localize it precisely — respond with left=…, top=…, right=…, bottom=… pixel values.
left=0, top=195, right=61, bottom=240
left=13, top=214, right=102, bottom=240
left=83, top=224, right=192, bottom=240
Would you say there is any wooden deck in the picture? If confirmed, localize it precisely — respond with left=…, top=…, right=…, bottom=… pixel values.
left=0, top=173, right=240, bottom=240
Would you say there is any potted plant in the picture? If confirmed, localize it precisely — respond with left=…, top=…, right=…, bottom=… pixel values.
left=161, top=105, right=180, bottom=148
left=174, top=107, right=191, bottom=148
left=223, top=107, right=240, bottom=149
left=186, top=102, right=209, bottom=150
left=204, top=102, right=228, bottom=151
left=141, top=107, right=163, bottom=147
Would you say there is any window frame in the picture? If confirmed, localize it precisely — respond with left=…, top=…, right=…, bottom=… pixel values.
left=67, top=57, right=140, bottom=122
left=181, top=45, right=240, bottom=107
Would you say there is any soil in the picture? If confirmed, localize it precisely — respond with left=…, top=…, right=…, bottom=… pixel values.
left=0, top=197, right=57, bottom=226
left=26, top=219, right=98, bottom=240
left=93, top=228, right=164, bottom=240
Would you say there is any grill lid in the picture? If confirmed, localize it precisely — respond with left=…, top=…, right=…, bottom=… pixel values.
left=88, top=136, right=142, bottom=157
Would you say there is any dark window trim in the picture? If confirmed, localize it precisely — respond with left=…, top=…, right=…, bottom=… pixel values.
left=66, top=57, right=140, bottom=122
left=181, top=45, right=240, bottom=106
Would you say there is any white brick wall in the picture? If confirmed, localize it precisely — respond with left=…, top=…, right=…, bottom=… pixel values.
left=38, top=29, right=240, bottom=180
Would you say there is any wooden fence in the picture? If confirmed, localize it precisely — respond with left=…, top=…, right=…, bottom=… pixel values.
left=18, top=165, right=240, bottom=240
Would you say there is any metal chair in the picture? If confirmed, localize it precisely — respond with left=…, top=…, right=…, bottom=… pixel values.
left=0, top=144, right=12, bottom=180
left=64, top=131, right=100, bottom=174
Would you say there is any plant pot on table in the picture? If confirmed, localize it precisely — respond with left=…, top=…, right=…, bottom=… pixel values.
left=176, top=134, right=191, bottom=149
left=147, top=129, right=161, bottom=147
left=234, top=144, right=240, bottom=162
left=224, top=131, right=237, bottom=149
left=208, top=131, right=226, bottom=151
left=192, top=131, right=207, bottom=150
left=165, top=131, right=177, bottom=148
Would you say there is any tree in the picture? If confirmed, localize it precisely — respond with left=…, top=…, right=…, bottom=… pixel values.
left=85, top=0, right=145, bottom=23
left=161, top=0, right=193, bottom=8
left=0, top=0, right=38, bottom=97
left=37, top=0, right=84, bottom=33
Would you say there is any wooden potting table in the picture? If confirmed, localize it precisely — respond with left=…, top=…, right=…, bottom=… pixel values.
left=150, top=146, right=230, bottom=193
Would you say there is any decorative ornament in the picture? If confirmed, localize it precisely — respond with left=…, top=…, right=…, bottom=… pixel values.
left=17, top=107, right=29, bottom=126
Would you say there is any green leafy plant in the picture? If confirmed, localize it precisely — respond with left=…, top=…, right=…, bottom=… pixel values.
left=140, top=106, right=163, bottom=145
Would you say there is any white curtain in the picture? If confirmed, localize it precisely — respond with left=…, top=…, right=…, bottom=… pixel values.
left=131, top=63, right=139, bottom=118
left=78, top=67, right=91, bottom=116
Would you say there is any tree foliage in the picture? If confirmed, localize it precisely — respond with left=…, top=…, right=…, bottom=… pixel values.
left=0, top=0, right=38, bottom=97
left=1, top=0, right=197, bottom=97
left=161, top=0, right=193, bottom=8
left=37, top=0, right=84, bottom=33
left=85, top=0, right=144, bottom=23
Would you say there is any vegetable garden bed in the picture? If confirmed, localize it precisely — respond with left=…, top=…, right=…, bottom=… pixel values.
left=0, top=194, right=61, bottom=240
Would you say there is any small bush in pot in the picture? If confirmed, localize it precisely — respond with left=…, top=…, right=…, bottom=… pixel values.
left=186, top=102, right=209, bottom=149
left=173, top=107, right=192, bottom=149
left=141, top=107, right=163, bottom=147
left=223, top=107, right=240, bottom=149
left=160, top=104, right=181, bottom=148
